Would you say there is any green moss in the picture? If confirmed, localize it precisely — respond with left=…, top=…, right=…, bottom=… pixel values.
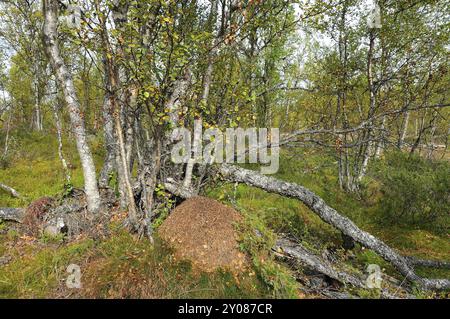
left=0, top=239, right=95, bottom=298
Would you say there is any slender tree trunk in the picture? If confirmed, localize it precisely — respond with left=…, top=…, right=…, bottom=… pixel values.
left=336, top=1, right=349, bottom=190
left=105, top=0, right=135, bottom=206
left=113, top=97, right=138, bottom=223
left=98, top=66, right=117, bottom=188
left=398, top=110, right=410, bottom=149
left=183, top=53, right=214, bottom=189
left=51, top=100, right=71, bottom=185
left=183, top=118, right=203, bottom=188
left=42, top=0, right=101, bottom=213
left=375, top=115, right=386, bottom=158
left=95, top=0, right=138, bottom=223
left=111, top=0, right=135, bottom=176
left=184, top=0, right=218, bottom=189
left=32, top=55, right=43, bottom=131
left=3, top=110, right=12, bottom=158
left=358, top=29, right=377, bottom=183
left=124, top=89, right=137, bottom=174
left=426, top=111, right=438, bottom=159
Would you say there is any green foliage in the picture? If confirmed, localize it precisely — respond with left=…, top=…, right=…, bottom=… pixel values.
left=236, top=209, right=299, bottom=299
left=373, top=151, right=450, bottom=232
left=152, top=184, right=176, bottom=229
left=39, top=232, right=66, bottom=244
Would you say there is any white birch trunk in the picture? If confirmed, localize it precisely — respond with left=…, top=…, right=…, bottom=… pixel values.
left=183, top=118, right=203, bottom=188
left=358, top=30, right=377, bottom=183
left=398, top=111, right=410, bottom=149
left=43, top=0, right=100, bottom=213
left=375, top=115, right=386, bottom=158
left=183, top=0, right=218, bottom=189
left=51, top=101, right=71, bottom=185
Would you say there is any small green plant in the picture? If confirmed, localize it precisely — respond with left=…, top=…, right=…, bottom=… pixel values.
left=40, top=232, right=66, bottom=244
left=63, top=181, right=74, bottom=197
left=152, top=184, right=176, bottom=229
left=356, top=288, right=382, bottom=299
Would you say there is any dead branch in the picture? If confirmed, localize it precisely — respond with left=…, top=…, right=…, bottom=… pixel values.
left=0, top=182, right=21, bottom=198
left=274, top=237, right=365, bottom=289
left=164, top=178, right=196, bottom=199
left=274, top=236, right=400, bottom=299
left=0, top=208, right=24, bottom=223
left=405, top=256, right=450, bottom=270
left=281, top=103, right=450, bottom=144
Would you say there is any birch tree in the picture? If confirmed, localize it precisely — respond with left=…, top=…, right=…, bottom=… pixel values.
left=42, top=0, right=101, bottom=213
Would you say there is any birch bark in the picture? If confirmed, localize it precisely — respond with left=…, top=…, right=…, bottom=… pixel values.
left=43, top=0, right=101, bottom=213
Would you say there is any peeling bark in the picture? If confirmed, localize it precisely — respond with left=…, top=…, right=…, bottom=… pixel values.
left=166, top=70, right=192, bottom=133
left=165, top=178, right=196, bottom=199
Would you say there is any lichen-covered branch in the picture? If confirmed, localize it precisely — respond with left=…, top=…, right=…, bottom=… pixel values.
left=0, top=208, right=24, bottom=223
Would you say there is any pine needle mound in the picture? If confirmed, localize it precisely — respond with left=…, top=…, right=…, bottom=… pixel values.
left=158, top=196, right=248, bottom=273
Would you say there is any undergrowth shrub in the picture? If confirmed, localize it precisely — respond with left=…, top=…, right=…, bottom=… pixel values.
left=373, top=151, right=449, bottom=233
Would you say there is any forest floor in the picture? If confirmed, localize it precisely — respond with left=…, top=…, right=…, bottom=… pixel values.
left=0, top=132, right=449, bottom=298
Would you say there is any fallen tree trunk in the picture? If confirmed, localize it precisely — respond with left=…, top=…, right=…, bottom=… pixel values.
left=0, top=183, right=21, bottom=198
left=219, top=164, right=450, bottom=291
left=274, top=237, right=365, bottom=289
left=0, top=208, right=24, bottom=223
left=405, top=256, right=450, bottom=270
left=274, top=236, right=400, bottom=299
